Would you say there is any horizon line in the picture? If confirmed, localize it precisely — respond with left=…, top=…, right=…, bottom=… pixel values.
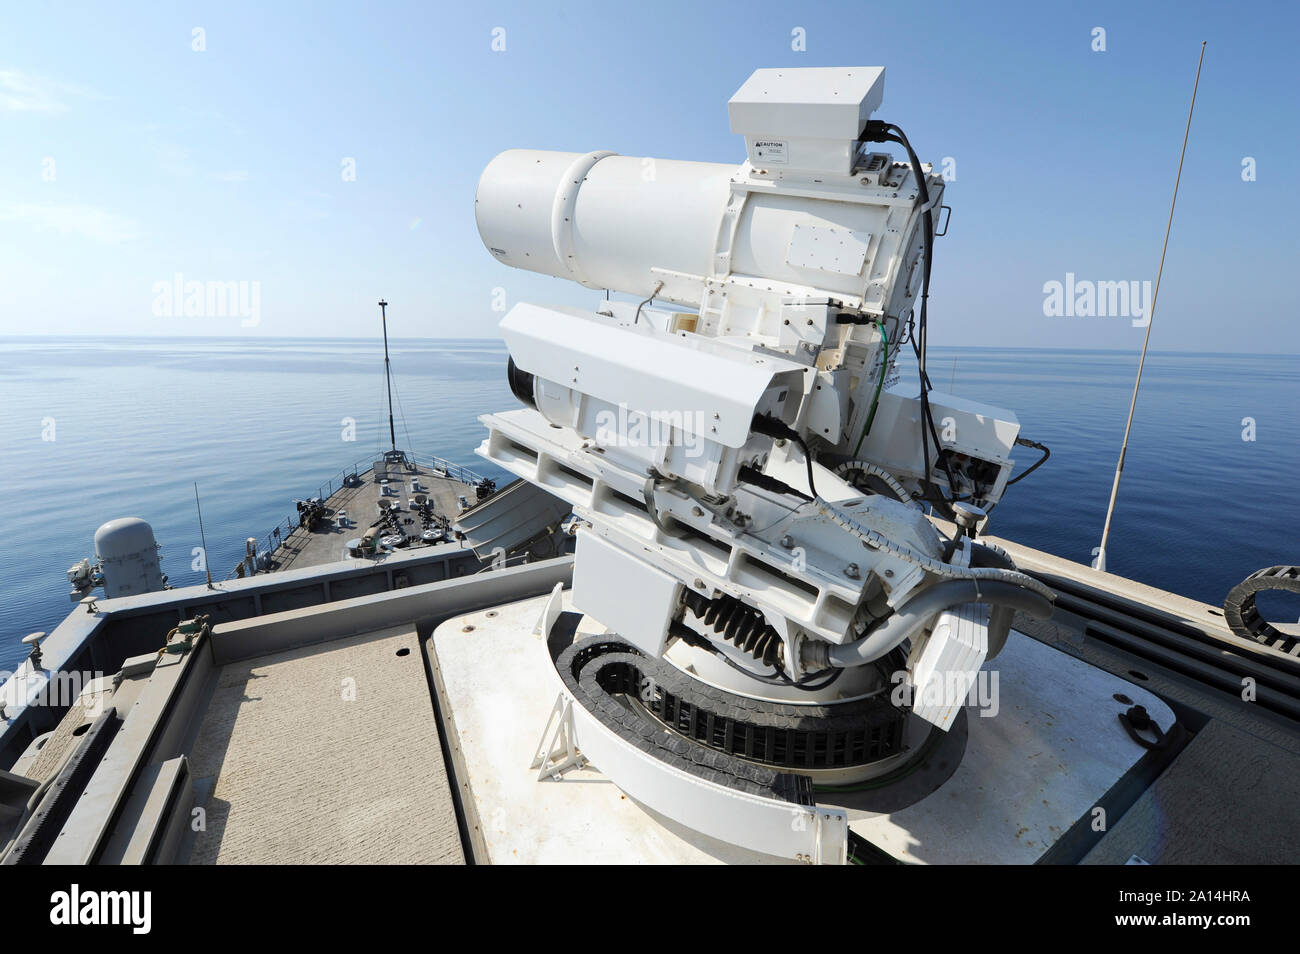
left=0, top=334, right=1296, bottom=359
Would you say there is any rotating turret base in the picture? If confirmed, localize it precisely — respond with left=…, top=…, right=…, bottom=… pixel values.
left=430, top=588, right=1176, bottom=865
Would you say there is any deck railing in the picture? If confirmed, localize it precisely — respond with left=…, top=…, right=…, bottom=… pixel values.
left=223, top=451, right=491, bottom=580
left=407, top=452, right=489, bottom=487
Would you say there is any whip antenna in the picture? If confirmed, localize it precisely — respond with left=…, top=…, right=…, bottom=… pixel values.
left=194, top=482, right=214, bottom=589
left=379, top=298, right=397, bottom=453
left=1097, top=41, right=1206, bottom=573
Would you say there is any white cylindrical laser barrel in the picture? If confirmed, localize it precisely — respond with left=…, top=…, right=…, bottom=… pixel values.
left=476, top=148, right=921, bottom=314
left=475, top=149, right=733, bottom=300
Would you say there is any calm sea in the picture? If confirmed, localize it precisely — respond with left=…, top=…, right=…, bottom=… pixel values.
left=1, top=337, right=1296, bottom=672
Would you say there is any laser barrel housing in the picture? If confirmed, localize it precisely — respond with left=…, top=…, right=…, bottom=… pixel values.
left=475, top=67, right=938, bottom=403
left=476, top=66, right=1016, bottom=506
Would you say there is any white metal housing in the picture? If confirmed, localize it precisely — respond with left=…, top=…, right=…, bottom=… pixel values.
left=728, top=66, right=886, bottom=175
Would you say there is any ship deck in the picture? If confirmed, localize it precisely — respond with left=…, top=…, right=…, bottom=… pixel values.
left=264, top=458, right=481, bottom=574
left=3, top=533, right=1299, bottom=865
left=186, top=624, right=463, bottom=864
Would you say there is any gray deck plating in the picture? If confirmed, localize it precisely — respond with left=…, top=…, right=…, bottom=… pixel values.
left=270, top=464, right=475, bottom=573
left=1081, top=719, right=1300, bottom=864
left=187, top=625, right=463, bottom=865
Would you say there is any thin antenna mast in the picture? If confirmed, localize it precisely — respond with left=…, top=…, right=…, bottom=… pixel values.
left=379, top=298, right=396, bottom=453
left=1097, top=41, right=1206, bottom=573
left=194, top=482, right=214, bottom=589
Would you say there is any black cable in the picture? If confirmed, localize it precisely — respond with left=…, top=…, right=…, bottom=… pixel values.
left=860, top=122, right=961, bottom=518
left=791, top=433, right=819, bottom=500
left=750, top=413, right=819, bottom=499
left=792, top=666, right=844, bottom=691
left=716, top=651, right=790, bottom=686
left=895, top=133, right=960, bottom=511
left=1005, top=436, right=1051, bottom=487
left=897, top=308, right=916, bottom=352
left=737, top=465, right=811, bottom=503
left=716, top=646, right=843, bottom=692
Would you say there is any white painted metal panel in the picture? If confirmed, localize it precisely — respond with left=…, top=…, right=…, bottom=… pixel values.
left=728, top=67, right=885, bottom=140
left=572, top=532, right=678, bottom=657
left=499, top=303, right=784, bottom=447
left=786, top=223, right=871, bottom=276
left=852, top=631, right=1176, bottom=864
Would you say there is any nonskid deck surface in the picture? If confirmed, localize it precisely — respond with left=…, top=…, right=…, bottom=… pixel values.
left=187, top=625, right=463, bottom=864
left=270, top=463, right=476, bottom=573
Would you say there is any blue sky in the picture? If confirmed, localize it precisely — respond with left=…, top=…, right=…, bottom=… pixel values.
left=1, top=0, right=1296, bottom=351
